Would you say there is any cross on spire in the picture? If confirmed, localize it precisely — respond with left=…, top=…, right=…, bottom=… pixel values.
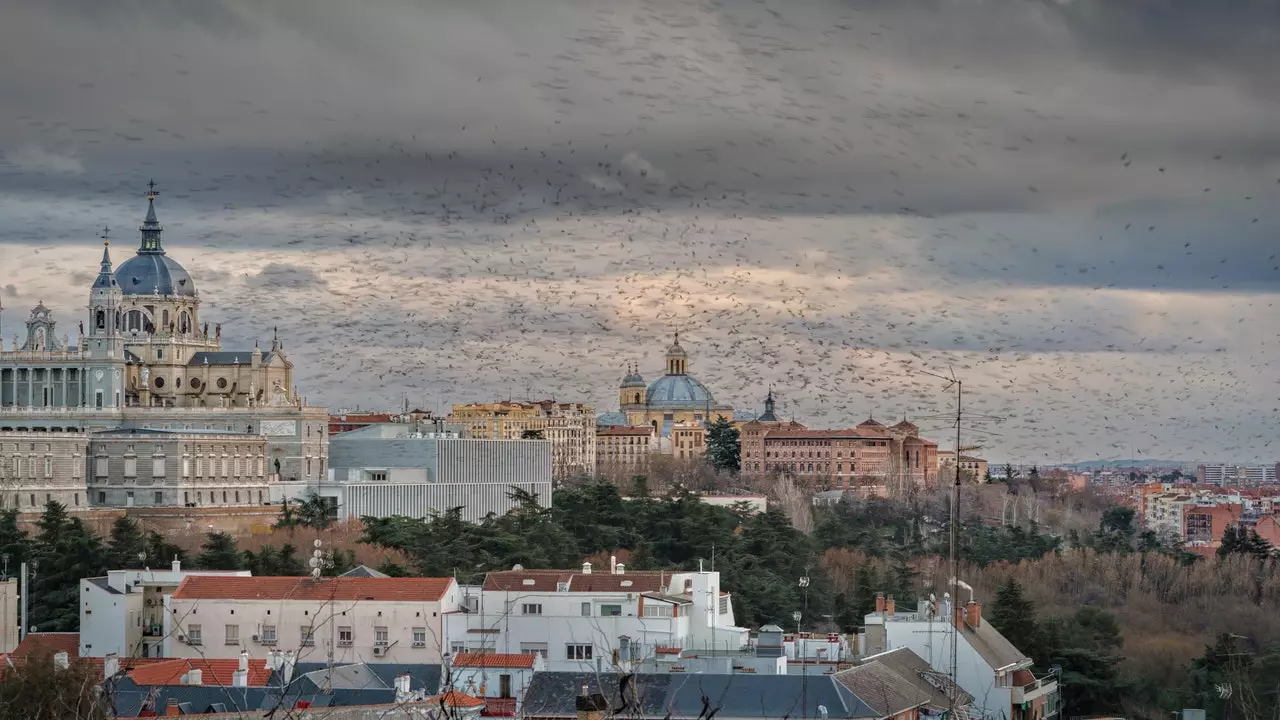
left=100, top=226, right=110, bottom=245
left=147, top=178, right=159, bottom=198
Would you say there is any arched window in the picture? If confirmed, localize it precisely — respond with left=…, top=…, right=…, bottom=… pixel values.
left=179, top=312, right=190, bottom=334
left=633, top=392, right=641, bottom=404
left=162, top=309, right=170, bottom=328
left=95, top=310, right=105, bottom=330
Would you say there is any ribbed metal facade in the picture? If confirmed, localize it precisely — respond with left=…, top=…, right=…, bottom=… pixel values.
left=325, top=433, right=553, bottom=521
left=344, top=480, right=552, bottom=522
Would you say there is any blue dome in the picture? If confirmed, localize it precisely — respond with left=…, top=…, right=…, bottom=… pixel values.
left=115, top=254, right=197, bottom=297
left=596, top=411, right=628, bottom=427
left=645, top=374, right=718, bottom=409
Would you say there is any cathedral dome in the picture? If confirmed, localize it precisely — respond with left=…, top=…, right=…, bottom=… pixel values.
left=620, top=364, right=646, bottom=388
left=645, top=374, right=717, bottom=409
left=116, top=254, right=197, bottom=297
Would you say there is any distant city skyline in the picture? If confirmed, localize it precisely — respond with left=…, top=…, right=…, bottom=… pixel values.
left=3, top=1, right=1279, bottom=462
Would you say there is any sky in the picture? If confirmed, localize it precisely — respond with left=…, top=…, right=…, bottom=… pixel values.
left=2, top=0, right=1279, bottom=464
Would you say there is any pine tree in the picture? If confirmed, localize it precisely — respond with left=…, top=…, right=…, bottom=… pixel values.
left=0, top=510, right=28, bottom=570
left=630, top=475, right=651, bottom=498
left=989, top=579, right=1040, bottom=657
left=35, top=501, right=70, bottom=545
left=106, top=517, right=147, bottom=569
left=705, top=415, right=740, bottom=473
left=196, top=532, right=244, bottom=570
left=144, top=530, right=184, bottom=568
left=850, top=565, right=881, bottom=628
left=30, top=518, right=107, bottom=632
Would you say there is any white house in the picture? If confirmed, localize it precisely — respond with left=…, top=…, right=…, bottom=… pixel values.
left=862, top=592, right=1060, bottom=720
left=164, top=575, right=462, bottom=665
left=79, top=559, right=252, bottom=658
left=445, top=651, right=545, bottom=716
left=443, top=559, right=748, bottom=672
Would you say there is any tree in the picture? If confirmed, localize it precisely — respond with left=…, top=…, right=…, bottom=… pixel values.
left=275, top=493, right=335, bottom=531
left=705, top=416, right=740, bottom=473
left=29, top=512, right=108, bottom=632
left=988, top=579, right=1040, bottom=658
left=0, top=649, right=109, bottom=719
left=105, top=517, right=147, bottom=569
left=0, top=510, right=29, bottom=570
left=196, top=532, right=244, bottom=570
left=1218, top=524, right=1273, bottom=560
left=630, top=475, right=651, bottom=499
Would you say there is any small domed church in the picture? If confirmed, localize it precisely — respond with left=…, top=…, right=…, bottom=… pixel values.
left=613, top=335, right=735, bottom=436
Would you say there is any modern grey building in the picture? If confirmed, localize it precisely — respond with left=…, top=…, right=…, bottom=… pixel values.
left=296, top=423, right=552, bottom=522
left=0, top=187, right=329, bottom=490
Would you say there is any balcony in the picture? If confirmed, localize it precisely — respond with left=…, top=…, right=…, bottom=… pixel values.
left=1011, top=676, right=1059, bottom=705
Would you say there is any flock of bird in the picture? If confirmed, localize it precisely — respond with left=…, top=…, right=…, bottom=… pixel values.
left=1, top=0, right=1277, bottom=463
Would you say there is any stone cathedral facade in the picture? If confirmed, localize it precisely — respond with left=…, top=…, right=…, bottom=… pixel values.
left=0, top=187, right=328, bottom=511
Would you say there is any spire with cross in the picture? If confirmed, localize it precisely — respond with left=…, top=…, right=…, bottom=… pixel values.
left=138, top=179, right=165, bottom=254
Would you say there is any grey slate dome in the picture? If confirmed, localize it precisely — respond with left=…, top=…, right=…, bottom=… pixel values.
left=645, top=374, right=717, bottom=409
left=115, top=190, right=198, bottom=297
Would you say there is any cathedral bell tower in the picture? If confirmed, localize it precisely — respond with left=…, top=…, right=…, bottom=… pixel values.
left=86, top=227, right=125, bottom=409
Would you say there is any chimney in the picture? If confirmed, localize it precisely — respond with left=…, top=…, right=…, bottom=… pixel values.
left=238, top=650, right=249, bottom=673
left=576, top=684, right=608, bottom=720
left=232, top=670, right=248, bottom=688
left=395, top=673, right=412, bottom=701
left=954, top=605, right=966, bottom=630
left=166, top=699, right=181, bottom=717
left=582, top=562, right=592, bottom=575
left=610, top=555, right=617, bottom=574
left=53, top=652, right=69, bottom=670
left=886, top=595, right=896, bottom=617
left=171, top=557, right=181, bottom=573
left=279, top=650, right=297, bottom=684
left=185, top=669, right=203, bottom=686
left=965, top=600, right=982, bottom=628
left=103, top=653, right=120, bottom=681
left=615, top=563, right=625, bottom=575
left=874, top=592, right=885, bottom=613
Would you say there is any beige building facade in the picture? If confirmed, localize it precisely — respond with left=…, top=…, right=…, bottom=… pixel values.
left=596, top=425, right=657, bottom=472
left=0, top=431, right=89, bottom=511
left=89, top=428, right=272, bottom=508
left=449, top=401, right=595, bottom=480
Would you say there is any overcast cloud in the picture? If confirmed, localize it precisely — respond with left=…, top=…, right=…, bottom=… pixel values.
left=2, top=0, right=1279, bottom=463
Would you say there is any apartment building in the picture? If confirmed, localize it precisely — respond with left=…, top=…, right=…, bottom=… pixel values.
left=79, top=559, right=252, bottom=659
left=595, top=425, right=657, bottom=471
left=449, top=401, right=596, bottom=480
left=443, top=560, right=747, bottom=672
left=862, top=592, right=1059, bottom=720
left=165, top=575, right=462, bottom=664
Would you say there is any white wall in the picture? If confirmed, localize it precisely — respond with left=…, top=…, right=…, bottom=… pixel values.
left=444, top=572, right=745, bottom=672
left=165, top=590, right=458, bottom=665
left=447, top=663, right=540, bottom=711
left=881, top=619, right=1012, bottom=720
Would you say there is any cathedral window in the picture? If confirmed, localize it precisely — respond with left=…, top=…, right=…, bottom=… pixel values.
left=216, top=378, right=228, bottom=389
left=95, top=311, right=105, bottom=330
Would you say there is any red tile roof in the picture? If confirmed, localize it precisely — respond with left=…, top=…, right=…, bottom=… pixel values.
left=11, top=633, right=79, bottom=660
left=482, top=570, right=666, bottom=593
left=655, top=647, right=682, bottom=655
left=172, top=576, right=455, bottom=602
left=128, top=658, right=273, bottom=687
left=452, top=652, right=537, bottom=669
left=434, top=690, right=487, bottom=708
left=763, top=428, right=882, bottom=439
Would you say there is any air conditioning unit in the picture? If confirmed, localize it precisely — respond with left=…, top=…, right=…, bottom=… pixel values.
left=177, top=635, right=187, bottom=644
left=372, top=646, right=386, bottom=657
left=626, top=593, right=635, bottom=600
left=412, top=641, right=426, bottom=648
left=252, top=635, right=260, bottom=643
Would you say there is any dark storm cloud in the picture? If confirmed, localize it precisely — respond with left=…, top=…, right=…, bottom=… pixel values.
left=5, top=0, right=1280, bottom=460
